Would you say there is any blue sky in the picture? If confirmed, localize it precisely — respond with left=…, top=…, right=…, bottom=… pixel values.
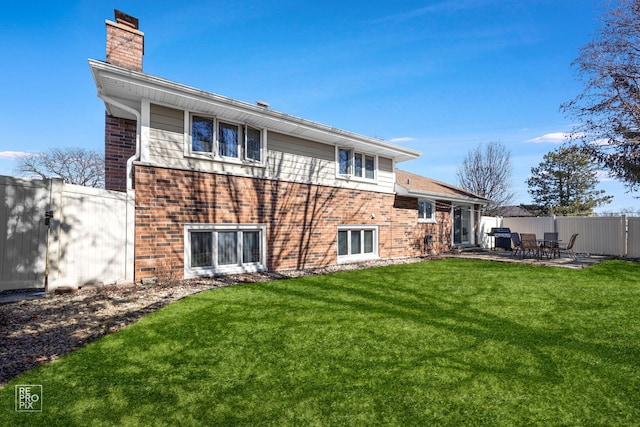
left=1, top=0, right=637, bottom=213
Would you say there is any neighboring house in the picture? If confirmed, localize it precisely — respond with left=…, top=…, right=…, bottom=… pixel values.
left=90, top=11, right=488, bottom=281
left=489, top=205, right=535, bottom=217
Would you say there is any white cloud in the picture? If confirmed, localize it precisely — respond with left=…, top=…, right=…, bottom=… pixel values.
left=0, top=151, right=32, bottom=159
left=596, top=170, right=614, bottom=182
left=525, top=132, right=571, bottom=144
left=389, top=137, right=416, bottom=143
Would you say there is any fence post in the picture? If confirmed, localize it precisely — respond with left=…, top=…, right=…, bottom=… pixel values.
left=45, top=178, right=64, bottom=292
left=622, top=215, right=627, bottom=257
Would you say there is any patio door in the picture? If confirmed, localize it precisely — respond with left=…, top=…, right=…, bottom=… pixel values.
left=453, top=206, right=471, bottom=245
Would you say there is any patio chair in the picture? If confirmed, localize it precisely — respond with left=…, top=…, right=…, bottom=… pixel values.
left=542, top=232, right=559, bottom=259
left=519, top=233, right=540, bottom=259
left=557, top=233, right=579, bottom=260
left=510, top=232, right=522, bottom=257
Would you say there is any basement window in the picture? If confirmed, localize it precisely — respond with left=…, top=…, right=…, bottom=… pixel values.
left=337, top=226, right=379, bottom=262
left=185, top=224, right=266, bottom=276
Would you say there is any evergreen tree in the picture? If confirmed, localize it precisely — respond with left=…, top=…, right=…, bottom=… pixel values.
left=526, top=145, right=612, bottom=215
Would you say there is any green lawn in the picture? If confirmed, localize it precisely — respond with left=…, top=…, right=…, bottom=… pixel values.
left=2, top=259, right=640, bottom=426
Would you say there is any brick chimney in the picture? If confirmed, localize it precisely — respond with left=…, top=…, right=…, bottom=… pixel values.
left=104, top=11, right=142, bottom=191
left=106, top=10, right=144, bottom=71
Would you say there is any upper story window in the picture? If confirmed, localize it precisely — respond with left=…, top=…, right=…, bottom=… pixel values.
left=337, top=148, right=376, bottom=180
left=218, top=122, right=239, bottom=158
left=188, top=113, right=265, bottom=164
left=418, top=199, right=436, bottom=223
left=192, top=115, right=214, bottom=153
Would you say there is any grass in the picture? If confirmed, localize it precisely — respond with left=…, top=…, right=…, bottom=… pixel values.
left=2, top=258, right=640, bottom=426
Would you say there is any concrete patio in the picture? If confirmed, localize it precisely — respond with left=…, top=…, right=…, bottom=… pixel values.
left=443, top=248, right=610, bottom=269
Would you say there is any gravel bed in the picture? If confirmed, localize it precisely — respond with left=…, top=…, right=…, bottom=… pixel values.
left=0, top=257, right=424, bottom=386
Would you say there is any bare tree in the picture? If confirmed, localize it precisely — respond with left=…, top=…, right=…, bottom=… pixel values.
left=456, top=141, right=515, bottom=213
left=15, top=147, right=105, bottom=188
left=561, top=0, right=640, bottom=192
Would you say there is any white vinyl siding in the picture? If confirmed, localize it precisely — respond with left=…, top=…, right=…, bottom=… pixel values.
left=147, top=104, right=397, bottom=193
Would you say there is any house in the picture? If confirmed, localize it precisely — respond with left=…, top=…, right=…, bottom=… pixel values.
left=489, top=205, right=535, bottom=217
left=90, top=11, right=488, bottom=281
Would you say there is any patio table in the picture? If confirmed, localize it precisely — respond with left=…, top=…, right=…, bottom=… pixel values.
left=537, top=239, right=561, bottom=259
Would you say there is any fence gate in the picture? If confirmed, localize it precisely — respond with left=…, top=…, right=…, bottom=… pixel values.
left=0, top=175, right=132, bottom=291
left=0, top=176, right=49, bottom=290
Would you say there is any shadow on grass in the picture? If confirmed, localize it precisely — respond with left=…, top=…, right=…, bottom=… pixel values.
left=2, top=260, right=639, bottom=425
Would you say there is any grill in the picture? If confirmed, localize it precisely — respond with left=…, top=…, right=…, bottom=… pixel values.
left=487, top=227, right=512, bottom=250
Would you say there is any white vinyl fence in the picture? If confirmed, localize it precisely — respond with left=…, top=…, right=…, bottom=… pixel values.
left=479, top=216, right=501, bottom=248
left=482, top=215, right=639, bottom=258
left=0, top=175, right=133, bottom=291
left=628, top=217, right=640, bottom=258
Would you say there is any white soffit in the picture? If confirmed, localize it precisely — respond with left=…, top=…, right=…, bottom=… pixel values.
left=89, top=59, right=422, bottom=162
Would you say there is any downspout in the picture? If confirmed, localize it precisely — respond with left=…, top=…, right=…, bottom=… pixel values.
left=97, top=94, right=141, bottom=191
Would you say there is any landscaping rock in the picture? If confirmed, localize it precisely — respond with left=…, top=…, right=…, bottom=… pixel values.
left=54, top=286, right=78, bottom=295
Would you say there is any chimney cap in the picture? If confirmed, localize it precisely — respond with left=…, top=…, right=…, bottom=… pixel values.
left=256, top=100, right=270, bottom=108
left=114, top=10, right=139, bottom=30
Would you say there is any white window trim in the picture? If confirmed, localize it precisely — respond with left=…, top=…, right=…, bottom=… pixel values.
left=243, top=125, right=267, bottom=164
left=335, top=147, right=378, bottom=183
left=184, top=223, right=267, bottom=277
left=418, top=198, right=436, bottom=223
left=184, top=111, right=267, bottom=167
left=337, top=225, right=379, bottom=263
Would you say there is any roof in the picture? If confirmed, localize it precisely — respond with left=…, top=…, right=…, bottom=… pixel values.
left=88, top=60, right=422, bottom=163
left=395, top=169, right=489, bottom=204
left=489, top=205, right=534, bottom=217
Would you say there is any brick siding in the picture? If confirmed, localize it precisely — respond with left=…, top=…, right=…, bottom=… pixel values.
left=105, top=114, right=137, bottom=192
left=133, top=165, right=450, bottom=280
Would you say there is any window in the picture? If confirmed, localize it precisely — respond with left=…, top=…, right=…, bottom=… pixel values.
left=188, top=113, right=265, bottom=164
left=337, top=148, right=376, bottom=180
left=338, top=149, right=352, bottom=175
left=191, top=115, right=214, bottom=153
left=337, top=226, right=378, bottom=262
left=245, top=126, right=262, bottom=162
left=185, top=224, right=266, bottom=276
left=218, top=122, right=239, bottom=158
left=418, top=199, right=436, bottom=222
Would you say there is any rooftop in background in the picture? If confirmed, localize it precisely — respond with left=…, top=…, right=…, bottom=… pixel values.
left=395, top=169, right=488, bottom=204
left=490, top=205, right=535, bottom=217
